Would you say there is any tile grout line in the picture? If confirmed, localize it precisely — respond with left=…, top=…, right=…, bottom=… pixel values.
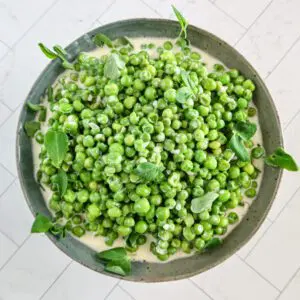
left=211, top=2, right=247, bottom=30
left=0, top=161, right=17, bottom=179
left=189, top=278, right=215, bottom=300
left=0, top=229, right=19, bottom=248
left=238, top=256, right=281, bottom=293
left=140, top=0, right=163, bottom=17
left=103, top=280, right=121, bottom=300
left=283, top=107, right=300, bottom=132
left=275, top=266, right=300, bottom=300
left=243, top=185, right=300, bottom=261
left=0, top=235, right=30, bottom=272
left=0, top=177, right=17, bottom=199
left=96, top=0, right=118, bottom=22
left=234, top=0, right=274, bottom=46
left=0, top=100, right=13, bottom=113
left=39, top=260, right=73, bottom=299
left=264, top=34, right=300, bottom=81
left=118, top=284, right=138, bottom=300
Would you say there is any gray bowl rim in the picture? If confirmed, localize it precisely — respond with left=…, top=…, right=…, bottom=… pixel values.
left=16, top=18, right=283, bottom=282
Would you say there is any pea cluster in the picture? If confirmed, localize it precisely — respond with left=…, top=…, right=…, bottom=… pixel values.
left=36, top=39, right=263, bottom=261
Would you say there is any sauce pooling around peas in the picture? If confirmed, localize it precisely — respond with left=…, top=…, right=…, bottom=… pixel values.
left=32, top=37, right=263, bottom=263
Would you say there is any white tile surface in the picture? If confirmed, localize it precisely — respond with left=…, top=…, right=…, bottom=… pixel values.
left=0, top=231, right=17, bottom=268
left=191, top=255, right=279, bottom=300
left=42, top=262, right=118, bottom=300
left=100, top=0, right=160, bottom=24
left=279, top=268, right=300, bottom=300
left=247, top=188, right=300, bottom=290
left=215, top=0, right=272, bottom=28
left=237, top=218, right=272, bottom=259
left=236, top=0, right=300, bottom=78
left=0, top=181, right=33, bottom=245
left=0, top=164, right=14, bottom=196
left=179, top=0, right=245, bottom=45
left=120, top=278, right=211, bottom=300
left=0, top=0, right=57, bottom=46
left=0, top=235, right=71, bottom=300
left=0, top=102, right=11, bottom=126
left=107, top=286, right=134, bottom=300
left=0, top=41, right=9, bottom=59
left=142, top=0, right=187, bottom=18
left=266, top=38, right=300, bottom=128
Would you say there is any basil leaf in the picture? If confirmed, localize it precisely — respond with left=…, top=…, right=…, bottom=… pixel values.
left=181, top=70, right=195, bottom=96
left=176, top=86, right=192, bottom=104
left=104, top=53, right=125, bottom=80
left=172, top=5, right=188, bottom=39
left=24, top=121, right=40, bottom=137
left=97, top=247, right=127, bottom=261
left=105, top=259, right=131, bottom=276
left=135, top=162, right=163, bottom=182
left=38, top=108, right=47, bottom=122
left=53, top=169, right=68, bottom=197
left=31, top=214, right=53, bottom=233
left=191, top=192, right=219, bottom=213
left=93, top=33, right=114, bottom=48
left=27, top=102, right=43, bottom=112
left=38, top=43, right=57, bottom=59
left=234, top=121, right=257, bottom=141
left=113, top=37, right=134, bottom=48
left=265, top=147, right=298, bottom=171
left=44, top=130, right=68, bottom=168
left=228, top=134, right=250, bottom=162
left=205, top=238, right=223, bottom=250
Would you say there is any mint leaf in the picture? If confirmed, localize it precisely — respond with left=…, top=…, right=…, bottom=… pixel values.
left=205, top=238, right=222, bottom=250
left=105, top=259, right=131, bottom=276
left=38, top=43, right=57, bottom=59
left=24, top=121, right=40, bottom=137
left=234, top=121, right=257, bottom=141
left=93, top=33, right=114, bottom=48
left=172, top=5, right=188, bottom=39
left=53, top=169, right=68, bottom=197
left=53, top=45, right=67, bottom=58
left=27, top=102, right=44, bottom=112
left=265, top=147, right=298, bottom=171
left=44, top=130, right=68, bottom=168
left=176, top=86, right=192, bottom=104
left=31, top=214, right=53, bottom=233
left=47, top=87, right=53, bottom=102
left=229, top=134, right=250, bottom=162
left=191, top=192, right=219, bottom=213
left=104, top=53, right=125, bottom=80
left=97, top=247, right=127, bottom=261
left=113, top=37, right=134, bottom=49
left=38, top=108, right=47, bottom=122
left=135, top=162, right=164, bottom=182
left=181, top=70, right=196, bottom=96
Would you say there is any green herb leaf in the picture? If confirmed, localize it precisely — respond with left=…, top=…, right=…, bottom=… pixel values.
left=49, top=224, right=66, bottom=238
left=105, top=259, right=131, bottom=276
left=104, top=53, right=125, bottom=80
left=176, top=86, right=192, bottom=104
left=135, top=162, right=164, bottom=182
left=234, top=121, right=257, bottom=141
left=31, top=214, right=53, bottom=233
left=205, top=238, right=223, bottom=250
left=93, top=33, right=114, bottom=48
left=113, top=37, right=134, bottom=48
left=172, top=5, right=188, bottom=39
left=62, top=60, right=74, bottom=70
left=44, top=130, right=68, bottom=168
left=191, top=192, right=219, bottom=213
left=126, top=232, right=139, bottom=249
left=265, top=147, right=298, bottom=171
left=97, top=247, right=127, bottom=261
left=38, top=108, right=47, bottom=122
left=47, top=87, right=53, bottom=102
left=181, top=70, right=196, bottom=96
left=53, top=169, right=68, bottom=197
left=38, top=43, right=58, bottom=59
left=27, top=102, right=43, bottom=112
left=24, top=121, right=40, bottom=137
left=228, top=134, right=250, bottom=162
left=53, top=45, right=67, bottom=58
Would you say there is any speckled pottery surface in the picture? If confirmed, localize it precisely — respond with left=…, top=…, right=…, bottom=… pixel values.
left=16, top=19, right=283, bottom=282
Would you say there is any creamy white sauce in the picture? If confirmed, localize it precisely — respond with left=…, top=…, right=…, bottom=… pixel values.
left=32, top=37, right=264, bottom=263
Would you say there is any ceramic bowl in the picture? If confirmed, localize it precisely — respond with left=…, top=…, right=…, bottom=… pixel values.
left=17, top=19, right=283, bottom=282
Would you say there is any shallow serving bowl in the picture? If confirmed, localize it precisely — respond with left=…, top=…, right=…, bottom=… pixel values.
left=17, top=19, right=283, bottom=282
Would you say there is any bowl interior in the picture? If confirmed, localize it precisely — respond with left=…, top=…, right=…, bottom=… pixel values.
left=17, top=19, right=283, bottom=282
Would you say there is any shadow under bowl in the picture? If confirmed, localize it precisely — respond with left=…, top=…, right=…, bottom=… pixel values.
left=16, top=19, right=283, bottom=282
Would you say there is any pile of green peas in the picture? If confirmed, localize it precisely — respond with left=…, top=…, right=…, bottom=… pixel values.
left=36, top=38, right=264, bottom=261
